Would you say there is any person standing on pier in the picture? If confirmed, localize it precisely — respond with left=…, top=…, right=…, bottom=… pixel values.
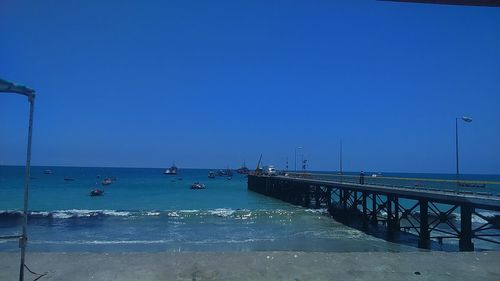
left=359, top=171, right=365, bottom=185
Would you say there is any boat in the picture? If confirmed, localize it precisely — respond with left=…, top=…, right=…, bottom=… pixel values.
left=164, top=164, right=178, bottom=175
left=43, top=169, right=52, bottom=174
left=101, top=178, right=112, bottom=185
left=215, top=168, right=233, bottom=177
left=90, top=189, right=104, bottom=196
left=236, top=161, right=249, bottom=175
left=208, top=171, right=215, bottom=179
left=227, top=176, right=232, bottom=180
left=190, top=182, right=206, bottom=189
left=64, top=177, right=75, bottom=181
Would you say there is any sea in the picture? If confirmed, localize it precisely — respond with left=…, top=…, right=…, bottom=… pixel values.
left=1, top=166, right=499, bottom=252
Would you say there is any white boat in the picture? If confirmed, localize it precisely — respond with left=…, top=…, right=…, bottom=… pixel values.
left=190, top=182, right=206, bottom=189
left=164, top=164, right=178, bottom=175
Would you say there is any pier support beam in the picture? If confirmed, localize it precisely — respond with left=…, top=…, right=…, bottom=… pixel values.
left=459, top=205, right=474, bottom=251
left=387, top=196, right=394, bottom=240
left=326, top=187, right=332, bottom=209
left=353, top=191, right=358, bottom=211
left=362, top=192, right=367, bottom=215
left=341, top=189, right=348, bottom=209
left=418, top=200, right=430, bottom=249
left=371, top=193, right=378, bottom=224
left=315, top=186, right=321, bottom=209
left=302, top=185, right=310, bottom=208
left=361, top=192, right=368, bottom=228
left=394, top=197, right=400, bottom=231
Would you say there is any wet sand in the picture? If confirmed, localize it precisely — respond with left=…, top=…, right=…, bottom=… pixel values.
left=1, top=251, right=499, bottom=281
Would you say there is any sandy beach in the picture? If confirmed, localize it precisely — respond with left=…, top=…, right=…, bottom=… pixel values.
left=1, top=251, right=499, bottom=281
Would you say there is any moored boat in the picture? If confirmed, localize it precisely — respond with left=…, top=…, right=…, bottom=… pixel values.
left=190, top=182, right=206, bottom=189
left=164, top=164, right=178, bottom=175
left=236, top=161, right=249, bottom=174
left=208, top=171, right=215, bottom=179
left=101, top=178, right=112, bottom=185
left=44, top=169, right=52, bottom=174
left=90, top=189, right=104, bottom=196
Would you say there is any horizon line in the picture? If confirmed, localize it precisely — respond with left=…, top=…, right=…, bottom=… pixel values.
left=1, top=164, right=499, bottom=176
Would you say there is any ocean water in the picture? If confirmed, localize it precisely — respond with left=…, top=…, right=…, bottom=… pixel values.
left=0, top=166, right=498, bottom=252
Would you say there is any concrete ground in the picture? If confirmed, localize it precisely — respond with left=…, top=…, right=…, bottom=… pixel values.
left=1, top=251, right=499, bottom=281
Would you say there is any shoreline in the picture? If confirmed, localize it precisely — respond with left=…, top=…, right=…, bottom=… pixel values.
left=1, top=251, right=500, bottom=281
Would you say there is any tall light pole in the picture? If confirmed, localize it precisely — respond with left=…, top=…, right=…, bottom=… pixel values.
left=339, top=139, right=343, bottom=175
left=456, top=116, right=472, bottom=184
left=295, top=146, right=302, bottom=173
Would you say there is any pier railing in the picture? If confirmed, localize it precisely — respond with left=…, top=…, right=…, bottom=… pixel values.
left=284, top=172, right=500, bottom=197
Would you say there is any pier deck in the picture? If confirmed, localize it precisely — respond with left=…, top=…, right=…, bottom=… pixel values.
left=248, top=174, right=500, bottom=251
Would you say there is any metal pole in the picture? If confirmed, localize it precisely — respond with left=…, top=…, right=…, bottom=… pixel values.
left=339, top=140, right=343, bottom=175
left=19, top=95, right=35, bottom=281
left=455, top=118, right=459, bottom=185
left=294, top=148, right=297, bottom=173
left=294, top=147, right=302, bottom=174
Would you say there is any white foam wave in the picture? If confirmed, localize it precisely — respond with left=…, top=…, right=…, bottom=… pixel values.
left=30, top=240, right=174, bottom=245
left=178, top=209, right=199, bottom=213
left=31, top=211, right=50, bottom=216
left=167, top=211, right=179, bottom=217
left=304, top=208, right=328, bottom=214
left=102, top=210, right=131, bottom=217
left=208, top=208, right=235, bottom=217
left=50, top=209, right=131, bottom=218
left=472, top=211, right=499, bottom=224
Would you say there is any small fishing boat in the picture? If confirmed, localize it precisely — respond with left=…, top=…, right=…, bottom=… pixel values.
left=101, top=178, right=112, bottom=185
left=208, top=171, right=215, bottom=179
left=64, top=177, right=75, bottom=181
left=190, top=182, right=206, bottom=189
left=164, top=164, right=178, bottom=175
left=227, top=177, right=232, bottom=180
left=43, top=169, right=52, bottom=174
left=90, top=189, right=104, bottom=196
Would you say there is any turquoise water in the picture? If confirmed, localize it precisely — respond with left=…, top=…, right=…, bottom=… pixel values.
left=1, top=166, right=498, bottom=252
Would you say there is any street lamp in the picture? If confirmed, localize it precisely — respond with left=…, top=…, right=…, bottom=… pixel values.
left=455, top=116, right=472, bottom=184
left=294, top=146, right=302, bottom=173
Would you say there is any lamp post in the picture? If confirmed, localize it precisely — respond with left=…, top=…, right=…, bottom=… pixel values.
left=455, top=116, right=472, bottom=187
left=294, top=146, right=302, bottom=173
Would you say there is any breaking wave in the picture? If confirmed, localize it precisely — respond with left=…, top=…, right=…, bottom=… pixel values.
left=0, top=208, right=298, bottom=221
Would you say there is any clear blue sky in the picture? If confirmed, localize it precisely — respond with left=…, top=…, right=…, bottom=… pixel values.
left=1, top=0, right=499, bottom=174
